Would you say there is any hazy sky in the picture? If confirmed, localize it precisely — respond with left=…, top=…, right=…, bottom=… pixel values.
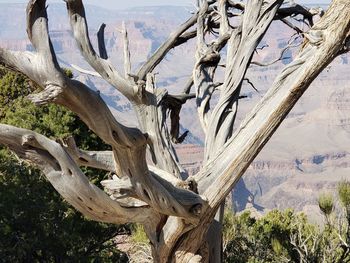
left=0, top=0, right=331, bottom=9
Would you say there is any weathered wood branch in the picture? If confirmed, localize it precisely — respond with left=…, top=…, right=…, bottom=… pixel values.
left=204, top=0, right=283, bottom=161
left=163, top=93, right=195, bottom=144
left=70, top=63, right=102, bottom=78
left=136, top=13, right=199, bottom=81
left=64, top=0, right=136, bottom=99
left=170, top=1, right=320, bottom=53
left=61, top=138, right=204, bottom=217
left=60, top=136, right=116, bottom=172
left=133, top=74, right=188, bottom=179
left=1, top=0, right=207, bottom=222
left=173, top=29, right=197, bottom=48
left=147, top=1, right=282, bottom=260
left=60, top=137, right=201, bottom=213
left=64, top=2, right=199, bottom=194
left=0, top=0, right=348, bottom=261
left=101, top=174, right=149, bottom=208
left=1, top=0, right=143, bottom=150
left=0, top=124, right=153, bottom=224
left=182, top=77, right=194, bottom=94
left=198, top=0, right=350, bottom=210
left=57, top=97, right=204, bottom=221
left=60, top=137, right=187, bottom=187
left=251, top=37, right=301, bottom=67
left=193, top=0, right=232, bottom=134
left=121, top=22, right=132, bottom=80
left=276, top=4, right=323, bottom=27
left=135, top=0, right=227, bottom=82
left=171, top=0, right=349, bottom=260
left=228, top=1, right=322, bottom=26
left=280, top=17, right=303, bottom=34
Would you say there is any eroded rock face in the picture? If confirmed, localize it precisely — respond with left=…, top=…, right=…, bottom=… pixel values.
left=1, top=3, right=349, bottom=220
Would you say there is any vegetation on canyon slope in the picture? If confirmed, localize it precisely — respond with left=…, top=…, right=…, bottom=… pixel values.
left=222, top=181, right=350, bottom=263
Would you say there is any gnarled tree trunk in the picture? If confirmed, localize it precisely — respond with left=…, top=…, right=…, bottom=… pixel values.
left=0, top=0, right=349, bottom=262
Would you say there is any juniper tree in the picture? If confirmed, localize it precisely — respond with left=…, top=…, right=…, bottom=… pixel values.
left=0, top=0, right=349, bottom=261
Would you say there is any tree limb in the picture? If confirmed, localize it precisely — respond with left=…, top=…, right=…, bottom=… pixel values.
left=251, top=38, right=301, bottom=67
left=60, top=136, right=116, bottom=172
left=193, top=0, right=232, bottom=134
left=204, top=0, right=283, bottom=161
left=136, top=13, right=199, bottom=81
left=1, top=0, right=206, bottom=222
left=70, top=63, right=102, bottom=78
left=121, top=21, right=132, bottom=80
left=198, top=0, right=350, bottom=208
left=64, top=0, right=136, bottom=99
left=0, top=124, right=153, bottom=224
left=173, top=1, right=349, bottom=258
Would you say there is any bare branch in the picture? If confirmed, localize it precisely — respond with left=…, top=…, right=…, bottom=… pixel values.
left=26, top=0, right=56, bottom=59
left=251, top=41, right=301, bottom=67
left=197, top=0, right=350, bottom=207
left=1, top=0, right=347, bottom=260
left=1, top=0, right=208, bottom=222
left=339, top=34, right=350, bottom=54
left=70, top=63, right=102, bottom=78
left=182, top=76, right=194, bottom=94
left=204, top=0, right=283, bottom=161
left=60, top=136, right=115, bottom=172
left=60, top=136, right=202, bottom=216
left=133, top=74, right=188, bottom=179
left=276, top=3, right=323, bottom=27
left=0, top=124, right=153, bottom=224
left=163, top=93, right=195, bottom=144
left=243, top=78, right=260, bottom=94
left=1, top=0, right=142, bottom=150
left=101, top=174, right=149, bottom=208
left=227, top=0, right=245, bottom=11
left=172, top=2, right=350, bottom=258
left=137, top=12, right=199, bottom=80
left=60, top=136, right=187, bottom=189
left=219, top=0, right=230, bottom=35
left=173, top=29, right=197, bottom=47
left=64, top=0, right=135, bottom=99
left=193, top=0, right=232, bottom=134
left=121, top=21, right=132, bottom=79
left=281, top=17, right=304, bottom=34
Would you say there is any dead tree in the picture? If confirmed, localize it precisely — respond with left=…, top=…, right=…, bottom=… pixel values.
left=0, top=0, right=349, bottom=262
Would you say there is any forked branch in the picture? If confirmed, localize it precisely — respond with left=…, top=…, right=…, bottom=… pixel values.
left=198, top=0, right=350, bottom=208
left=0, top=124, right=153, bottom=224
left=64, top=0, right=135, bottom=99
left=0, top=0, right=206, bottom=223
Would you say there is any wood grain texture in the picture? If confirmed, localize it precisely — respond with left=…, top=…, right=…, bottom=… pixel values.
left=0, top=0, right=348, bottom=261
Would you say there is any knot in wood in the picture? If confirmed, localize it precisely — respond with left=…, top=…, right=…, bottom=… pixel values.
left=190, top=204, right=202, bottom=216
left=182, top=178, right=199, bottom=194
left=135, top=80, right=146, bottom=100
left=21, top=134, right=36, bottom=146
left=304, top=30, right=324, bottom=46
left=27, top=84, right=63, bottom=106
left=199, top=51, right=221, bottom=66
